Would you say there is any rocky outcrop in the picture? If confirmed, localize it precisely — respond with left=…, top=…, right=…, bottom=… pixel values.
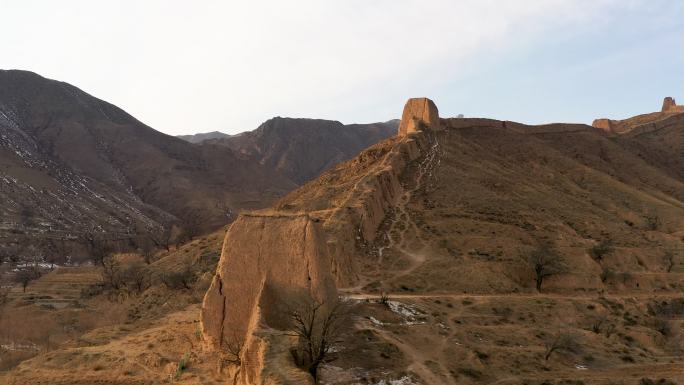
left=201, top=213, right=337, bottom=385
left=398, top=97, right=440, bottom=136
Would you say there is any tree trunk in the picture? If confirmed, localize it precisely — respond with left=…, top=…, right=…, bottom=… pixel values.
left=309, top=362, right=319, bottom=384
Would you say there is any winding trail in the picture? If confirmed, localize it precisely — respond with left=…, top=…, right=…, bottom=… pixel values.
left=377, top=133, right=440, bottom=282
left=341, top=290, right=684, bottom=301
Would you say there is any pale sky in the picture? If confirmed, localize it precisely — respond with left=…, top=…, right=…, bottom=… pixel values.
left=2, top=0, right=683, bottom=135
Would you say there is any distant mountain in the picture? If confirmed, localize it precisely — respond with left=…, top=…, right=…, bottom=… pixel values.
left=208, top=117, right=398, bottom=184
left=176, top=131, right=231, bottom=143
left=0, top=70, right=296, bottom=249
left=0, top=70, right=397, bottom=251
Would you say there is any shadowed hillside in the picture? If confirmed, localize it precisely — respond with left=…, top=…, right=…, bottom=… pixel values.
left=206, top=117, right=397, bottom=184
left=0, top=71, right=394, bottom=256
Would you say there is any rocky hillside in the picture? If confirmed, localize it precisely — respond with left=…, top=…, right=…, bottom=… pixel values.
left=0, top=71, right=394, bottom=254
left=207, top=117, right=397, bottom=184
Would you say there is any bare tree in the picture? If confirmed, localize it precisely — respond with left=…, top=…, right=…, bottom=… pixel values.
left=140, top=243, right=156, bottom=265
left=0, top=245, right=14, bottom=265
left=43, top=239, right=68, bottom=268
left=528, top=243, right=566, bottom=292
left=122, top=262, right=151, bottom=294
left=149, top=225, right=173, bottom=252
left=101, top=255, right=123, bottom=290
left=181, top=210, right=203, bottom=241
left=222, top=333, right=244, bottom=365
left=220, top=333, right=244, bottom=384
left=81, top=230, right=113, bottom=267
left=544, top=333, right=581, bottom=361
left=287, top=299, right=345, bottom=384
left=14, top=267, right=41, bottom=292
left=19, top=205, right=35, bottom=229
left=160, top=266, right=196, bottom=290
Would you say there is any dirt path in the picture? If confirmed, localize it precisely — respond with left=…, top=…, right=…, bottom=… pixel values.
left=378, top=134, right=440, bottom=282
left=359, top=320, right=455, bottom=385
left=341, top=291, right=684, bottom=301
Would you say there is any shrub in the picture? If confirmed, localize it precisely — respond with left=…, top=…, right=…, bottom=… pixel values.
left=645, top=213, right=661, bottom=231
left=160, top=267, right=196, bottom=290
left=121, top=263, right=151, bottom=294
left=379, top=292, right=390, bottom=307
left=589, top=239, right=613, bottom=262
left=174, top=353, right=189, bottom=380
left=654, top=318, right=672, bottom=337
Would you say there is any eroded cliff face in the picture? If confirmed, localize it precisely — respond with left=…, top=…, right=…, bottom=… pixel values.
left=201, top=214, right=336, bottom=384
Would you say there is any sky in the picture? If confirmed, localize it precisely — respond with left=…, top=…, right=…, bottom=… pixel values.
left=2, top=0, right=684, bottom=135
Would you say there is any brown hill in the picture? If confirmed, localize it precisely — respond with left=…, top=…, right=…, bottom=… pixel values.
left=206, top=117, right=397, bottom=184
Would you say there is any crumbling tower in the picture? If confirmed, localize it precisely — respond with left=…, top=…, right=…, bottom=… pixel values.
left=397, top=97, right=440, bottom=136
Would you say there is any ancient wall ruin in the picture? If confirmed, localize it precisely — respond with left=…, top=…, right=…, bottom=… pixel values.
left=662, top=96, right=684, bottom=113
left=592, top=97, right=684, bottom=134
left=201, top=98, right=441, bottom=384
left=201, top=214, right=337, bottom=384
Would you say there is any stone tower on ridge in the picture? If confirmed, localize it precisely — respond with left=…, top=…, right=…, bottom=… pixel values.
left=398, top=97, right=440, bottom=136
left=662, top=96, right=684, bottom=113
